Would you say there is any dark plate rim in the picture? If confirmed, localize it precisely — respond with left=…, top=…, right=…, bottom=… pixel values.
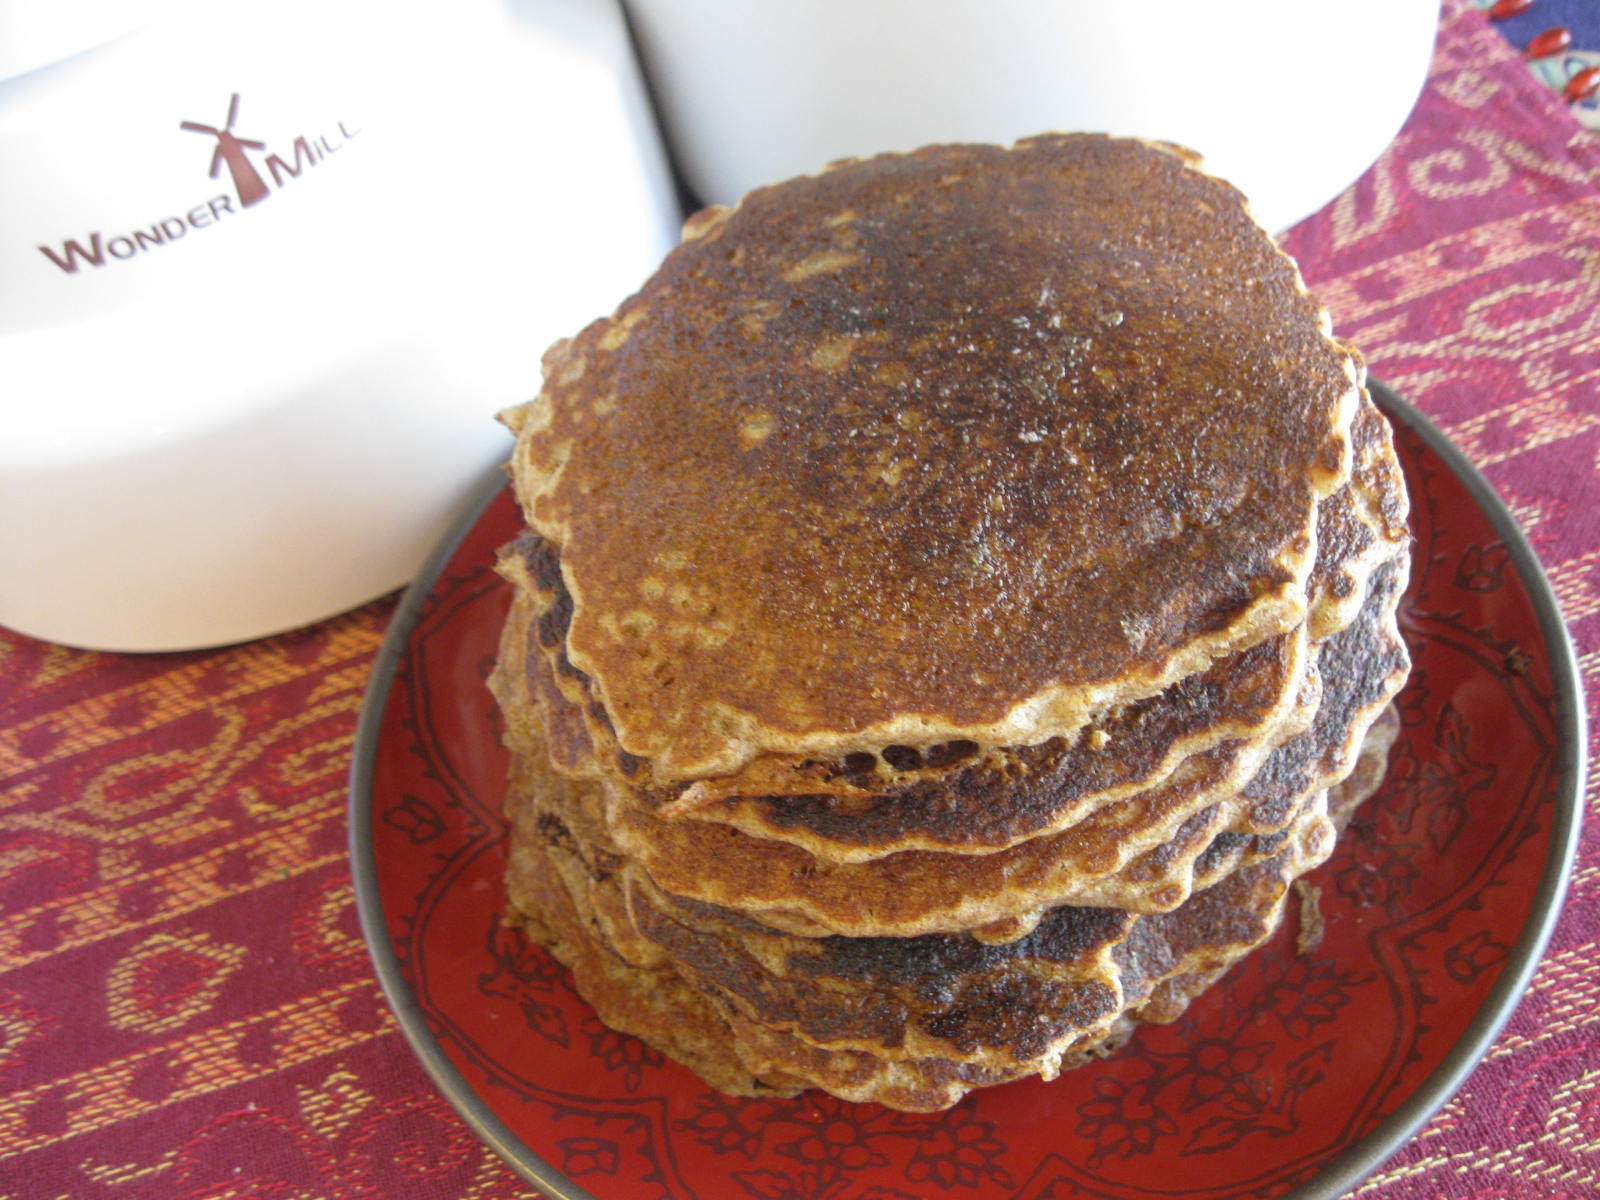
left=348, top=379, right=1586, bottom=1200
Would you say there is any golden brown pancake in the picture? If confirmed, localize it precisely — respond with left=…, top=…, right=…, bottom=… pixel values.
left=503, top=134, right=1363, bottom=780
left=489, top=133, right=1414, bottom=1112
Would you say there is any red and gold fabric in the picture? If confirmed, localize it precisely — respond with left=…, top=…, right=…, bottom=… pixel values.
left=3, top=1, right=1598, bottom=1195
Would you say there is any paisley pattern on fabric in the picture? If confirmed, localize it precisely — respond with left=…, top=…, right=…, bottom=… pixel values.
left=1, top=2, right=1597, bottom=1196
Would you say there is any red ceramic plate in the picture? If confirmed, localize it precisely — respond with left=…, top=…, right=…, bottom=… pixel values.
left=351, top=381, right=1583, bottom=1200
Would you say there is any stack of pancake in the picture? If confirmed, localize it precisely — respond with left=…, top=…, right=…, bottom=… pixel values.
left=489, top=134, right=1411, bottom=1112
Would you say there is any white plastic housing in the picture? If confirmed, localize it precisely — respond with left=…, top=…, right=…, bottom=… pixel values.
left=1, top=0, right=679, bottom=650
left=625, top=0, right=1440, bottom=236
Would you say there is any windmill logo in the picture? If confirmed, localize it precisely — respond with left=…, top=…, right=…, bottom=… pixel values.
left=180, top=93, right=270, bottom=208
left=37, top=90, right=357, bottom=276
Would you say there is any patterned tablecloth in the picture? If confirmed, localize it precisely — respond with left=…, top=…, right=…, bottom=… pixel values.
left=2, top=1, right=1597, bottom=1196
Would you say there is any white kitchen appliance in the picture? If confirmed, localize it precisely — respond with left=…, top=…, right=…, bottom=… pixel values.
left=1, top=0, right=680, bottom=650
left=625, top=0, right=1441, bottom=236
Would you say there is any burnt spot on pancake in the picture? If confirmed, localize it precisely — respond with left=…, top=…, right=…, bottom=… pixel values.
left=788, top=903, right=1132, bottom=993
left=696, top=631, right=1299, bottom=849
left=1240, top=556, right=1409, bottom=824
left=916, top=975, right=1118, bottom=1060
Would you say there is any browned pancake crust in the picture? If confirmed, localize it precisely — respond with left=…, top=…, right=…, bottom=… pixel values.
left=1236, top=556, right=1409, bottom=836
left=498, top=583, right=1404, bottom=1108
left=1308, top=386, right=1408, bottom=640
left=522, top=710, right=1394, bottom=1074
left=496, top=383, right=1402, bottom=860
left=511, top=767, right=1361, bottom=1106
left=503, top=823, right=807, bottom=1099
left=506, top=134, right=1362, bottom=779
left=495, top=536, right=1404, bottom=939
left=503, top=532, right=1308, bottom=854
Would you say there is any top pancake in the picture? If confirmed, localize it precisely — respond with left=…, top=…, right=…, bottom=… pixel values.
left=505, top=133, right=1363, bottom=779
